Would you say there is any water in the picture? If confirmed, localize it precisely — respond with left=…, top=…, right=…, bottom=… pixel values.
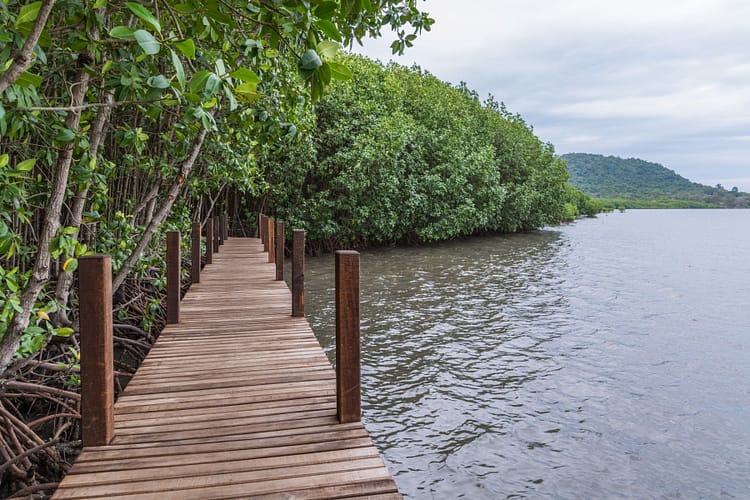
left=298, top=210, right=750, bottom=499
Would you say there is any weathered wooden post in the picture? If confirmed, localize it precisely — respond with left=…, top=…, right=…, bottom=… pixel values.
left=79, top=255, right=114, bottom=446
left=191, top=221, right=201, bottom=284
left=257, top=213, right=263, bottom=239
left=223, top=212, right=229, bottom=240
left=218, top=214, right=225, bottom=247
left=205, top=217, right=214, bottom=265
left=335, top=250, right=361, bottom=423
left=275, top=220, right=284, bottom=280
left=166, top=231, right=180, bottom=324
left=292, top=229, right=305, bottom=317
left=268, top=218, right=275, bottom=264
left=213, top=215, right=220, bottom=254
left=261, top=214, right=268, bottom=251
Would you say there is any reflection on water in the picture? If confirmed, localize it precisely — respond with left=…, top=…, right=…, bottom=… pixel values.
left=297, top=210, right=750, bottom=499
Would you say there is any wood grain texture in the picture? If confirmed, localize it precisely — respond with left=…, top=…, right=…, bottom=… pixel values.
left=78, top=255, right=114, bottom=447
left=335, top=250, right=361, bottom=424
left=205, top=217, right=213, bottom=265
left=53, top=238, right=399, bottom=499
left=292, top=229, right=305, bottom=317
left=166, top=231, right=180, bottom=324
left=275, top=220, right=284, bottom=281
left=190, top=222, right=200, bottom=284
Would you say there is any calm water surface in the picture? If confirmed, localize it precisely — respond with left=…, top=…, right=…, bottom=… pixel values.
left=298, top=209, right=750, bottom=499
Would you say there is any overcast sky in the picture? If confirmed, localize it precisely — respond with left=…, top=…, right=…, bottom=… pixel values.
left=353, top=0, right=750, bottom=191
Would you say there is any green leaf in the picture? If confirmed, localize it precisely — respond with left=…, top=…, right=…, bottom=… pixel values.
left=93, top=0, right=107, bottom=9
left=134, top=30, right=160, bottom=55
left=316, top=19, right=342, bottom=42
left=314, top=1, right=338, bottom=20
left=183, top=92, right=201, bottom=104
left=125, top=2, right=161, bottom=34
left=204, top=73, right=221, bottom=96
left=15, top=71, right=42, bottom=88
left=319, top=62, right=331, bottom=86
left=214, top=58, right=226, bottom=76
left=15, top=1, right=42, bottom=27
left=234, top=82, right=260, bottom=103
left=170, top=49, right=186, bottom=90
left=147, top=74, right=170, bottom=89
left=299, top=49, right=322, bottom=71
left=172, top=3, right=194, bottom=13
left=53, top=327, right=75, bottom=337
left=328, top=61, right=352, bottom=81
left=229, top=68, right=260, bottom=84
left=189, top=70, right=211, bottom=93
left=223, top=85, right=238, bottom=111
left=55, top=128, right=75, bottom=143
left=174, top=39, right=195, bottom=59
left=109, top=26, right=136, bottom=39
left=16, top=158, right=36, bottom=171
left=316, top=40, right=340, bottom=59
left=0, top=154, right=8, bottom=168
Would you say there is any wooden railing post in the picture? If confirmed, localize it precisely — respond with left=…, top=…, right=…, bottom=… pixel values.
left=335, top=250, right=361, bottom=423
left=268, top=218, right=275, bottom=264
left=223, top=212, right=229, bottom=240
left=191, top=221, right=201, bottom=284
left=78, top=255, right=114, bottom=446
left=205, top=217, right=214, bottom=265
left=257, top=213, right=263, bottom=239
left=292, top=230, right=305, bottom=317
left=166, top=231, right=180, bottom=324
left=213, top=215, right=220, bottom=254
left=261, top=214, right=268, bottom=251
left=275, top=220, right=284, bottom=281
left=218, top=214, right=224, bottom=247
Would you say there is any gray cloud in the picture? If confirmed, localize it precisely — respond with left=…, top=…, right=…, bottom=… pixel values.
left=353, top=0, right=750, bottom=191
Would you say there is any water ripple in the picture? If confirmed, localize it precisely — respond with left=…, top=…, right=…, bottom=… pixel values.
left=302, top=210, right=750, bottom=499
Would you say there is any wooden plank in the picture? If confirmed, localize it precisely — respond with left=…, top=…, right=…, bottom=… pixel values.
left=72, top=427, right=370, bottom=465
left=64, top=443, right=379, bottom=482
left=78, top=422, right=368, bottom=456
left=54, top=457, right=389, bottom=498
left=53, top=238, right=400, bottom=499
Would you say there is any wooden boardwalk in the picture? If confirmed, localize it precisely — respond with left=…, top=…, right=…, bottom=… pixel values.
left=53, top=237, right=400, bottom=499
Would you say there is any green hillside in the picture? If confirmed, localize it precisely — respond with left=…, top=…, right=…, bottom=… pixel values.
left=561, top=153, right=750, bottom=208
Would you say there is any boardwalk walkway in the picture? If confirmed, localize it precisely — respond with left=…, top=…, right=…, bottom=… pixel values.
left=53, top=237, right=400, bottom=499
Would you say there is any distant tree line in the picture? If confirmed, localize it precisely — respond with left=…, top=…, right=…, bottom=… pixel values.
left=563, top=153, right=750, bottom=208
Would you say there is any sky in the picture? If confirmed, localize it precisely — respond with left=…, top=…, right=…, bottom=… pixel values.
left=353, top=0, right=750, bottom=192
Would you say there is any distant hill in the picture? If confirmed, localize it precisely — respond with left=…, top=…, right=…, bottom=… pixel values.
left=561, top=153, right=750, bottom=208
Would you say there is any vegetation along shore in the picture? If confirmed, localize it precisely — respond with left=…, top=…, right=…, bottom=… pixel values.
left=0, top=1, right=598, bottom=496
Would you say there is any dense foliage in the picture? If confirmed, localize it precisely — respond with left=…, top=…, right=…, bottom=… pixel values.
left=263, top=55, right=576, bottom=253
left=564, top=153, right=750, bottom=208
left=0, top=1, right=433, bottom=495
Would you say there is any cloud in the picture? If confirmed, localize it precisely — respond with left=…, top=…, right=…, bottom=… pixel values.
left=353, top=0, right=750, bottom=191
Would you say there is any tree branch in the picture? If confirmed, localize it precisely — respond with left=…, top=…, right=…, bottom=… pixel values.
left=0, top=0, right=56, bottom=95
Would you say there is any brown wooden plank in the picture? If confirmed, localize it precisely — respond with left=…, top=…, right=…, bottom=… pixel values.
left=77, top=422, right=368, bottom=457
left=72, top=428, right=371, bottom=467
left=53, top=238, right=400, bottom=500
left=54, top=458, right=389, bottom=498
left=65, top=442, right=379, bottom=483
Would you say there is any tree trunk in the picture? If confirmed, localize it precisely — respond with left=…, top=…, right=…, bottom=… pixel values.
left=112, top=124, right=210, bottom=294
left=0, top=68, right=90, bottom=372
left=0, top=0, right=56, bottom=95
left=52, top=90, right=114, bottom=327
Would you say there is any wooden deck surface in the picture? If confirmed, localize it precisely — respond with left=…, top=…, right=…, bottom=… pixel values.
left=53, top=237, right=401, bottom=499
